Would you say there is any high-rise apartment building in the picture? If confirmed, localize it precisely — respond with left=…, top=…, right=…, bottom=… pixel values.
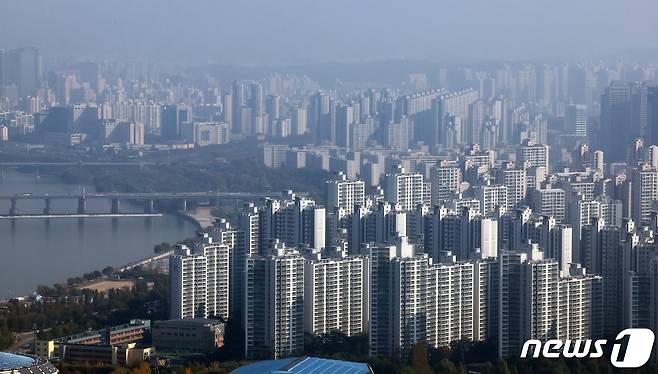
left=304, top=254, right=368, bottom=336
left=326, top=172, right=366, bottom=215
left=169, top=238, right=230, bottom=320
left=384, top=167, right=425, bottom=211
left=244, top=244, right=305, bottom=359
left=430, top=166, right=462, bottom=204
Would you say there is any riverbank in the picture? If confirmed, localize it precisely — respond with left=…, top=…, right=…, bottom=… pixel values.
left=177, top=206, right=216, bottom=230
left=0, top=169, right=197, bottom=299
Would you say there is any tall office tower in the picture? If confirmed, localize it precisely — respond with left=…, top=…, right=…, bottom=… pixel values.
left=259, top=193, right=325, bottom=251
left=496, top=163, right=527, bottom=210
left=4, top=47, right=41, bottom=97
left=368, top=238, right=428, bottom=358
left=384, top=167, right=425, bottom=211
left=517, top=140, right=549, bottom=170
left=473, top=184, right=508, bottom=215
left=468, top=99, right=488, bottom=145
left=266, top=95, right=281, bottom=120
left=430, top=166, right=462, bottom=204
left=303, top=254, right=368, bottom=336
left=161, top=105, right=188, bottom=140
left=335, top=104, right=354, bottom=148
left=600, top=82, right=648, bottom=162
left=565, top=104, right=588, bottom=137
left=231, top=81, right=245, bottom=134
left=530, top=216, right=573, bottom=274
left=291, top=106, right=307, bottom=135
left=310, top=91, right=332, bottom=143
left=239, top=106, right=252, bottom=136
left=632, top=164, right=658, bottom=225
left=250, top=82, right=264, bottom=116
left=244, top=244, right=305, bottom=359
left=428, top=207, right=498, bottom=261
left=491, top=98, right=510, bottom=145
left=0, top=48, right=4, bottom=96
left=169, top=238, right=230, bottom=320
left=326, top=172, right=365, bottom=215
left=222, top=93, right=232, bottom=129
left=648, top=87, right=658, bottom=146
left=209, top=220, right=246, bottom=320
left=531, top=188, right=566, bottom=222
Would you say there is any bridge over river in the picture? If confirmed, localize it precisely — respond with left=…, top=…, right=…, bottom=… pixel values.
left=0, top=191, right=283, bottom=216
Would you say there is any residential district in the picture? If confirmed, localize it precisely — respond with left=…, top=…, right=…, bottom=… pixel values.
left=3, top=47, right=658, bottom=373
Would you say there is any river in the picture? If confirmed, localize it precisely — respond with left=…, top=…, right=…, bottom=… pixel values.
left=0, top=170, right=198, bottom=298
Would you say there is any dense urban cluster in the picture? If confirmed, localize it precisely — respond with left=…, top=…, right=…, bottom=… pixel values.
left=4, top=45, right=658, bottom=372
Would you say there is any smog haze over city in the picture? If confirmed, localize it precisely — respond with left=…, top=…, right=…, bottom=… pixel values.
left=2, top=0, right=658, bottom=64
left=3, top=1, right=658, bottom=373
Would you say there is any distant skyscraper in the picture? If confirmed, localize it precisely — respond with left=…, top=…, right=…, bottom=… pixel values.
left=4, top=47, right=41, bottom=98
left=600, top=82, right=647, bottom=162
left=231, top=81, right=245, bottom=134
left=0, top=48, right=4, bottom=96
left=161, top=105, right=188, bottom=140
left=565, top=104, right=588, bottom=137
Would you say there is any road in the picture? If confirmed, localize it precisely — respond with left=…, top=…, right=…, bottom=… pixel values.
left=8, top=331, right=36, bottom=352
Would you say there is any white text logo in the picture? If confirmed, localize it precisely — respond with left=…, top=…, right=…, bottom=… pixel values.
left=520, top=328, right=655, bottom=368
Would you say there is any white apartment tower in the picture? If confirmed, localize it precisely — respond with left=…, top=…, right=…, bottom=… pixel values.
left=474, top=184, right=508, bottom=215
left=304, top=254, right=368, bottom=337
left=326, top=172, right=366, bottom=215
left=384, top=166, right=425, bottom=211
left=244, top=244, right=305, bottom=359
left=169, top=238, right=230, bottom=320
left=518, top=140, right=549, bottom=170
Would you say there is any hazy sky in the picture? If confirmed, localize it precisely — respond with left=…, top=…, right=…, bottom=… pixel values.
left=1, top=0, right=658, bottom=65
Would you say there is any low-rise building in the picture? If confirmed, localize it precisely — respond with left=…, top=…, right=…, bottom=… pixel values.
left=151, top=319, right=224, bottom=354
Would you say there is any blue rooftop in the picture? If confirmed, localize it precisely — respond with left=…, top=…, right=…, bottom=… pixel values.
left=0, top=352, right=36, bottom=370
left=231, top=357, right=370, bottom=374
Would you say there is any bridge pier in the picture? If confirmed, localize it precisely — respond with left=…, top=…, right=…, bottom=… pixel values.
left=145, top=199, right=155, bottom=214
left=181, top=199, right=187, bottom=212
left=35, top=168, right=40, bottom=183
left=9, top=198, right=18, bottom=216
left=43, top=198, right=53, bottom=214
left=111, top=198, right=120, bottom=214
left=77, top=197, right=86, bottom=214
